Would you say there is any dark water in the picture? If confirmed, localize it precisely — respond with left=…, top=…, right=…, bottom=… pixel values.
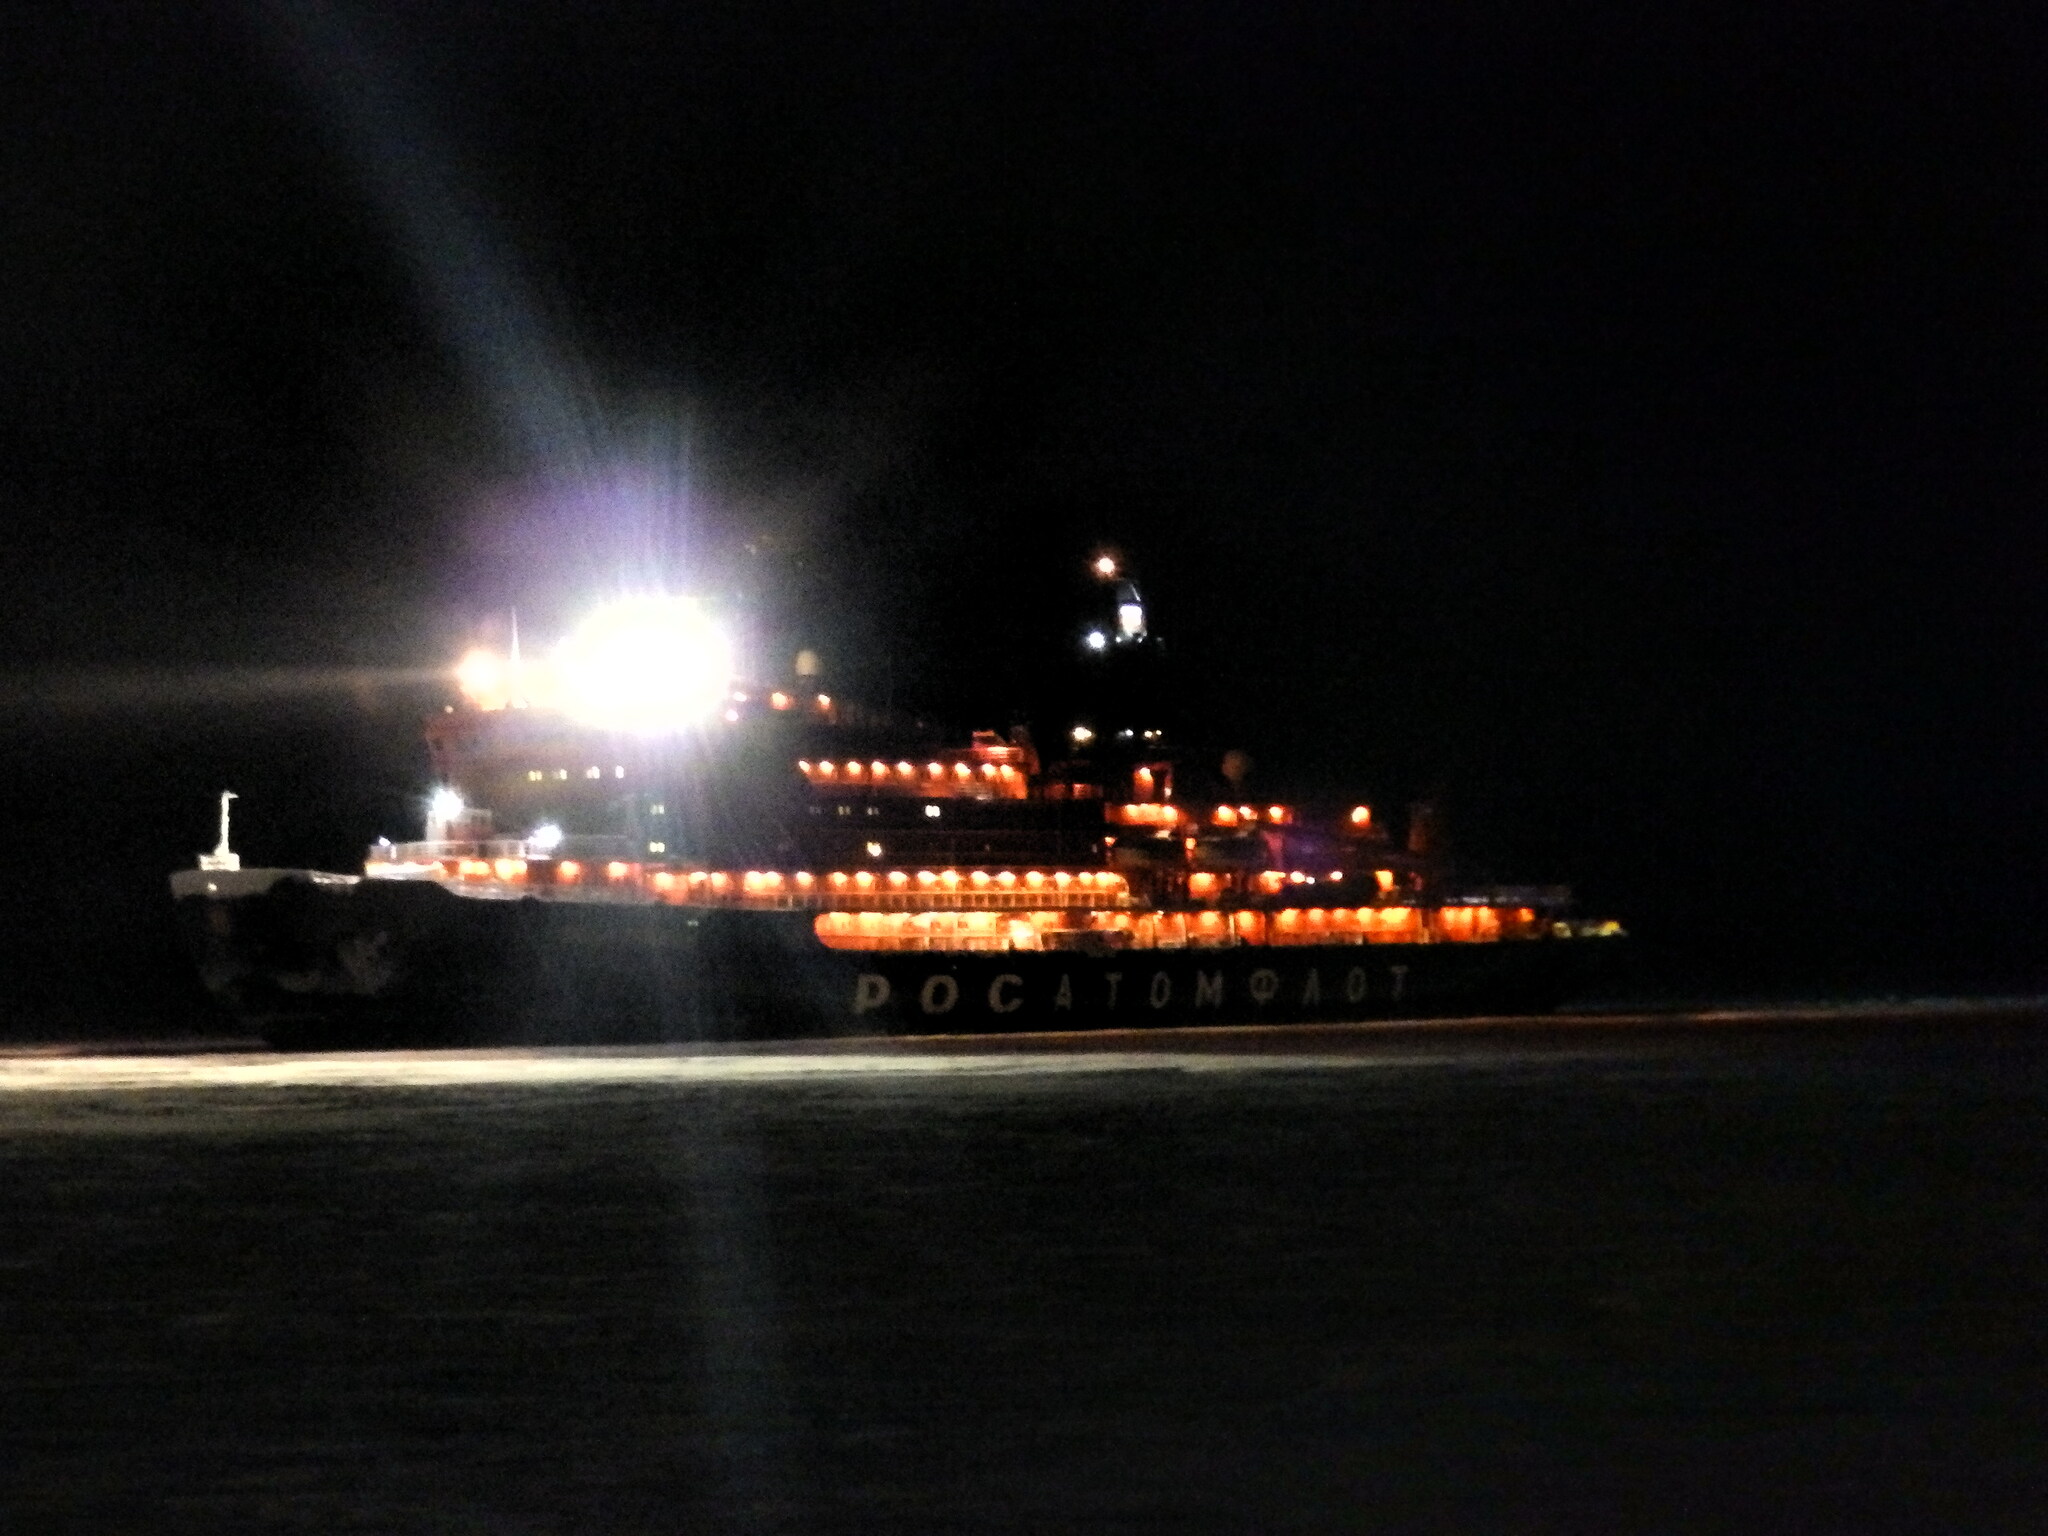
left=4, top=1009, right=2046, bottom=1533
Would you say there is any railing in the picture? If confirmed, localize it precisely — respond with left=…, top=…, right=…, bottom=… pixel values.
left=371, top=836, right=636, bottom=865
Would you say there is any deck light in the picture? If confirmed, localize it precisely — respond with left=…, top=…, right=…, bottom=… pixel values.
left=427, top=787, right=465, bottom=835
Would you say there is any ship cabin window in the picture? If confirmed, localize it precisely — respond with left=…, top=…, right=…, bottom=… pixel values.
left=648, top=841, right=666, bottom=854
left=527, top=770, right=543, bottom=782
left=925, top=804, right=941, bottom=818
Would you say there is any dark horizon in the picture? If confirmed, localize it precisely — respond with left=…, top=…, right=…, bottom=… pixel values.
left=4, top=1, right=2046, bottom=1030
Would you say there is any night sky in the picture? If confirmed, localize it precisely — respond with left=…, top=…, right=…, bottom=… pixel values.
left=3, top=0, right=2045, bottom=1028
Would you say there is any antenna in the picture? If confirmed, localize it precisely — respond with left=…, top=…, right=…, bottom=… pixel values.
left=508, top=609, right=526, bottom=707
left=198, top=790, right=241, bottom=872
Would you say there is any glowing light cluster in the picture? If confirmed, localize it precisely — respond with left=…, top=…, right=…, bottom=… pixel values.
left=452, top=594, right=736, bottom=730
left=1108, top=802, right=1182, bottom=827
left=427, top=786, right=466, bottom=832
left=797, top=756, right=1026, bottom=799
left=810, top=903, right=1536, bottom=953
left=555, top=594, right=733, bottom=732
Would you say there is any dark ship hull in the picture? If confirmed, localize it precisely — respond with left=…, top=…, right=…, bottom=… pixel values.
left=174, top=870, right=1615, bottom=1049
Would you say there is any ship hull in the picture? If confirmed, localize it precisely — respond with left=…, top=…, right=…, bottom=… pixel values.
left=173, top=871, right=1614, bottom=1048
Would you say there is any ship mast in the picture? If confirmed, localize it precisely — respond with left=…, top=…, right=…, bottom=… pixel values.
left=198, top=790, right=241, bottom=872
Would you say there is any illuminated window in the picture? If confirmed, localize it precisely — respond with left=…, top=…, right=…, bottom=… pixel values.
left=865, top=841, right=884, bottom=858
left=586, top=766, right=602, bottom=779
left=647, top=842, right=666, bottom=853
left=526, top=769, right=543, bottom=782
left=556, top=769, right=570, bottom=780
left=614, top=765, right=625, bottom=778
left=924, top=804, right=941, bottom=819
left=650, top=803, right=666, bottom=816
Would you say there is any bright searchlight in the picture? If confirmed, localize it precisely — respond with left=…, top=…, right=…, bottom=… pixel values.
left=555, top=594, right=733, bottom=732
left=454, top=647, right=510, bottom=710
